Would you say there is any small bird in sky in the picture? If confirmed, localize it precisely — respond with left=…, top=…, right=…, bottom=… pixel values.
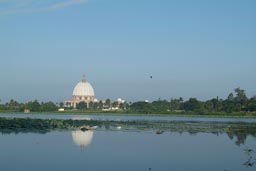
left=150, top=76, right=153, bottom=79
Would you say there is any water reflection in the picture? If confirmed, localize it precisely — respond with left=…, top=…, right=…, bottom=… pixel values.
left=2, top=113, right=256, bottom=123
left=243, top=148, right=256, bottom=168
left=0, top=126, right=256, bottom=171
left=1, top=116, right=256, bottom=148
left=71, top=129, right=93, bottom=151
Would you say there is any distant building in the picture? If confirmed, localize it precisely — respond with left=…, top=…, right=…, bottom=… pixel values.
left=117, top=98, right=125, bottom=104
left=64, top=77, right=127, bottom=110
left=104, top=98, right=126, bottom=111
left=24, top=109, right=30, bottom=113
left=65, top=77, right=96, bottom=108
left=58, top=108, right=65, bottom=112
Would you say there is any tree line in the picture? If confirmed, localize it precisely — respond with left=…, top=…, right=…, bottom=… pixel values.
left=0, top=100, right=59, bottom=112
left=75, top=99, right=129, bottom=111
left=0, top=88, right=255, bottom=114
left=130, top=88, right=256, bottom=114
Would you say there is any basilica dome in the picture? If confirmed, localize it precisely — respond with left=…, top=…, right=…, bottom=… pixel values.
left=65, top=77, right=96, bottom=108
left=72, top=79, right=95, bottom=97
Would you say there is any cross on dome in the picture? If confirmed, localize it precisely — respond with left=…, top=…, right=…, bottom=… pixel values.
left=82, top=74, right=86, bottom=82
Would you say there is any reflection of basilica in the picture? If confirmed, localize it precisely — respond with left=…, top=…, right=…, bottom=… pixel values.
left=71, top=129, right=94, bottom=151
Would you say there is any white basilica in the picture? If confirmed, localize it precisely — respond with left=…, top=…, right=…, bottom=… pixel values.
left=65, top=77, right=97, bottom=108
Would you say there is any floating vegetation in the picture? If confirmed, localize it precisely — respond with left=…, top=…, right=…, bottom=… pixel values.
left=156, top=130, right=164, bottom=135
left=1, top=117, right=256, bottom=146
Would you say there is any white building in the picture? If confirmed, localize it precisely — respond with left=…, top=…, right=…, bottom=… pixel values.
left=65, top=78, right=96, bottom=108
left=117, top=98, right=125, bottom=104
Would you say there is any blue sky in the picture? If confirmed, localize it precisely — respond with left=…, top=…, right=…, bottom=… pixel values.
left=0, top=0, right=255, bottom=103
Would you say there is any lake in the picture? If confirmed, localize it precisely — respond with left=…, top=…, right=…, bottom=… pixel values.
left=0, top=114, right=256, bottom=171
left=1, top=113, right=256, bottom=122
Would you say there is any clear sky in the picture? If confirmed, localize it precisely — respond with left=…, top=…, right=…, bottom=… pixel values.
left=0, top=0, right=255, bottom=103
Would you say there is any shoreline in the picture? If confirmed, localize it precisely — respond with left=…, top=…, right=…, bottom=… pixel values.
left=1, top=110, right=256, bottom=119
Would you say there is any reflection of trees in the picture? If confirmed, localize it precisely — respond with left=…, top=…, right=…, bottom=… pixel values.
left=226, top=124, right=256, bottom=146
left=242, top=148, right=256, bottom=168
left=227, top=132, right=247, bottom=146
left=1, top=117, right=256, bottom=146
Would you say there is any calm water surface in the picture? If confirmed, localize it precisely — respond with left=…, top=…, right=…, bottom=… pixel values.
left=0, top=129, right=256, bottom=171
left=1, top=114, right=256, bottom=171
left=1, top=113, right=256, bottom=122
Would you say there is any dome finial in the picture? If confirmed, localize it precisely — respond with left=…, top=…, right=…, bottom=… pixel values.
left=82, top=74, right=86, bottom=82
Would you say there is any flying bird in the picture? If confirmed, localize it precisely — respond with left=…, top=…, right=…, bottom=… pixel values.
left=150, top=76, right=153, bottom=79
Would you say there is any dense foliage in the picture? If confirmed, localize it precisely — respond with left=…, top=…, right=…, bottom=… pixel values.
left=0, top=88, right=256, bottom=115
left=0, top=100, right=58, bottom=112
left=130, top=88, right=256, bottom=114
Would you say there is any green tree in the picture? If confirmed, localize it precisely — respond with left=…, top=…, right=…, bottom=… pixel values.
left=93, top=102, right=99, bottom=110
left=170, top=98, right=183, bottom=111
left=130, top=101, right=152, bottom=114
left=105, top=99, right=111, bottom=108
left=119, top=103, right=125, bottom=110
left=59, top=102, right=64, bottom=108
left=151, top=100, right=170, bottom=113
left=223, top=100, right=236, bottom=113
left=222, top=93, right=237, bottom=113
left=119, top=102, right=129, bottom=110
left=124, top=102, right=130, bottom=110
left=25, top=100, right=41, bottom=112
left=204, top=100, right=214, bottom=112
left=40, top=102, right=58, bottom=112
left=77, top=102, right=88, bottom=110
left=208, top=98, right=222, bottom=112
left=183, top=98, right=203, bottom=112
left=227, top=93, right=234, bottom=101
left=98, top=100, right=104, bottom=109
left=6, top=99, right=21, bottom=110
left=112, top=101, right=119, bottom=108
left=32, top=100, right=41, bottom=111
left=221, top=88, right=248, bottom=112
left=247, top=96, right=256, bottom=111
left=234, top=88, right=248, bottom=108
left=88, top=101, right=94, bottom=109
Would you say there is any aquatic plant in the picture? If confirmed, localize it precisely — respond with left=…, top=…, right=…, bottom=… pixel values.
left=1, top=117, right=256, bottom=145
